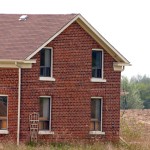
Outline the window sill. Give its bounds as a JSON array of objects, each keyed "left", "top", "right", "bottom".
[
  {"left": 38, "top": 131, "right": 54, "bottom": 135},
  {"left": 90, "top": 78, "right": 106, "bottom": 83},
  {"left": 89, "top": 131, "right": 105, "bottom": 135},
  {"left": 39, "top": 77, "right": 56, "bottom": 81},
  {"left": 0, "top": 130, "right": 9, "bottom": 134}
]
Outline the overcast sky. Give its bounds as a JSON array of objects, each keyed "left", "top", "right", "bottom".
[{"left": 0, "top": 0, "right": 150, "bottom": 78}]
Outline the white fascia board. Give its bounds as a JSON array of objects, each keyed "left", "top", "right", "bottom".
[
  {"left": 0, "top": 59, "right": 36, "bottom": 63},
  {"left": 22, "top": 59, "right": 36, "bottom": 64},
  {"left": 113, "top": 62, "right": 132, "bottom": 66},
  {"left": 113, "top": 62, "right": 132, "bottom": 72},
  {"left": 0, "top": 59, "right": 36, "bottom": 68},
  {"left": 25, "top": 14, "right": 130, "bottom": 65},
  {"left": 0, "top": 63, "right": 32, "bottom": 68},
  {"left": 25, "top": 15, "right": 79, "bottom": 60},
  {"left": 76, "top": 15, "right": 130, "bottom": 64}
]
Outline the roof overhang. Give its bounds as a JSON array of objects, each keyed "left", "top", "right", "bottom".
[
  {"left": 76, "top": 15, "right": 130, "bottom": 64},
  {"left": 25, "top": 15, "right": 80, "bottom": 60},
  {"left": 0, "top": 59, "right": 36, "bottom": 68},
  {"left": 113, "top": 62, "right": 131, "bottom": 72},
  {"left": 25, "top": 14, "right": 131, "bottom": 70},
  {"left": 0, "top": 14, "right": 130, "bottom": 70}
]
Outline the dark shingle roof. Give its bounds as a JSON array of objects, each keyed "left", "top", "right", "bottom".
[{"left": 0, "top": 14, "right": 78, "bottom": 60}]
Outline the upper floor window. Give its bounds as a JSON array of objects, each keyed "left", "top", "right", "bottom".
[
  {"left": 40, "top": 48, "right": 52, "bottom": 77},
  {"left": 92, "top": 50, "right": 103, "bottom": 78},
  {"left": 0, "top": 96, "right": 7, "bottom": 130}
]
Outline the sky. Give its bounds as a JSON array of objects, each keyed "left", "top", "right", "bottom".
[{"left": 0, "top": 0, "right": 150, "bottom": 78}]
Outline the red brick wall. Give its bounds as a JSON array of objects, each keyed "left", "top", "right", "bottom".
[
  {"left": 0, "top": 21, "right": 121, "bottom": 143},
  {"left": 0, "top": 69, "right": 18, "bottom": 141}
]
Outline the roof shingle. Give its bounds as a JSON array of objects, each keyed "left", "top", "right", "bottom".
[{"left": 0, "top": 14, "right": 78, "bottom": 60}]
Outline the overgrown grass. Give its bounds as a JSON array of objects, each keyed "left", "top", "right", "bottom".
[
  {"left": 120, "top": 112, "right": 150, "bottom": 150},
  {"left": 0, "top": 142, "right": 126, "bottom": 150},
  {"left": 0, "top": 110, "right": 150, "bottom": 150}
]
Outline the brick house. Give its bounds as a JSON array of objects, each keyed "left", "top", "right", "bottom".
[{"left": 0, "top": 14, "right": 130, "bottom": 145}]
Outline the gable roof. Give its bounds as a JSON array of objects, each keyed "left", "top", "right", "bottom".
[
  {"left": 0, "top": 14, "right": 78, "bottom": 60},
  {"left": 0, "top": 14, "right": 130, "bottom": 65}
]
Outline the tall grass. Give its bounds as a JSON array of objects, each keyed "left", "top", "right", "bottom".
[
  {"left": 120, "top": 113, "right": 150, "bottom": 150},
  {"left": 0, "top": 110, "right": 150, "bottom": 150},
  {"left": 0, "top": 142, "right": 125, "bottom": 150}
]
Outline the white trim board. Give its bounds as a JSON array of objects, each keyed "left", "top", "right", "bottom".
[
  {"left": 0, "top": 59, "right": 36, "bottom": 68},
  {"left": 26, "top": 15, "right": 79, "bottom": 60},
  {"left": 76, "top": 15, "right": 130, "bottom": 64},
  {"left": 25, "top": 14, "right": 130, "bottom": 66}
]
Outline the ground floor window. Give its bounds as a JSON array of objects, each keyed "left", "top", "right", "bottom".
[
  {"left": 39, "top": 97, "right": 51, "bottom": 130},
  {"left": 0, "top": 96, "right": 7, "bottom": 130},
  {"left": 90, "top": 97, "right": 103, "bottom": 131}
]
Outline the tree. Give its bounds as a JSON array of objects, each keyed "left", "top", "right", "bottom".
[
  {"left": 130, "top": 75, "right": 150, "bottom": 109},
  {"left": 121, "top": 76, "right": 143, "bottom": 109}
]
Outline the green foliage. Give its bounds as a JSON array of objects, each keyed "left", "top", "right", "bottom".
[
  {"left": 143, "top": 100, "right": 150, "bottom": 109},
  {"left": 121, "top": 76, "right": 143, "bottom": 109},
  {"left": 121, "top": 75, "right": 150, "bottom": 109}
]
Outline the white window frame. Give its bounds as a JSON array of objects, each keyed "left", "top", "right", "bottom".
[
  {"left": 91, "top": 49, "right": 106, "bottom": 83},
  {"left": 38, "top": 96, "right": 54, "bottom": 135},
  {"left": 0, "top": 95, "right": 9, "bottom": 134},
  {"left": 89, "top": 97, "right": 105, "bottom": 135},
  {"left": 39, "top": 47, "right": 55, "bottom": 82}
]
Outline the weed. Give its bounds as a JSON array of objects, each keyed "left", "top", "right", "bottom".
[{"left": 0, "top": 110, "right": 150, "bottom": 150}]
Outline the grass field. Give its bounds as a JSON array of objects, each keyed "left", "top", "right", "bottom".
[
  {"left": 0, "top": 109, "right": 150, "bottom": 150},
  {"left": 120, "top": 109, "right": 150, "bottom": 150}
]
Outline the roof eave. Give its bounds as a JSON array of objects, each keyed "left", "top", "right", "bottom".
[
  {"left": 0, "top": 59, "right": 36, "bottom": 68},
  {"left": 76, "top": 15, "right": 130, "bottom": 64},
  {"left": 25, "top": 14, "right": 130, "bottom": 65},
  {"left": 25, "top": 14, "right": 79, "bottom": 60}
]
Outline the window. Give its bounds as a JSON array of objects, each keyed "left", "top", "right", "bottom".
[
  {"left": 0, "top": 96, "right": 7, "bottom": 130},
  {"left": 90, "top": 98, "right": 102, "bottom": 131},
  {"left": 92, "top": 50, "right": 103, "bottom": 78},
  {"left": 40, "top": 48, "right": 51, "bottom": 77},
  {"left": 39, "top": 97, "right": 51, "bottom": 130}
]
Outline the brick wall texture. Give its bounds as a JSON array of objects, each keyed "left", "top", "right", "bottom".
[{"left": 0, "top": 21, "right": 121, "bottom": 143}]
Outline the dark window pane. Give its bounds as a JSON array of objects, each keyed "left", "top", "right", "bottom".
[
  {"left": 96, "top": 100, "right": 101, "bottom": 121},
  {"left": 0, "top": 96, "right": 7, "bottom": 130},
  {"left": 46, "top": 67, "right": 50, "bottom": 76},
  {"left": 91, "top": 100, "right": 96, "bottom": 118},
  {"left": 45, "top": 49, "right": 51, "bottom": 67},
  {"left": 40, "top": 67, "right": 44, "bottom": 76},
  {"left": 39, "top": 98, "right": 50, "bottom": 119},
  {"left": 0, "top": 96, "right": 7, "bottom": 117},
  {"left": 40, "top": 50, "right": 45, "bottom": 66},
  {"left": 40, "top": 67, "right": 50, "bottom": 76},
  {"left": 40, "top": 49, "right": 51, "bottom": 77},
  {"left": 92, "top": 51, "right": 102, "bottom": 78},
  {"left": 39, "top": 98, "right": 50, "bottom": 130},
  {"left": 91, "top": 98, "right": 102, "bottom": 131}
]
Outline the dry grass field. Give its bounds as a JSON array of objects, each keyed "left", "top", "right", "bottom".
[
  {"left": 0, "top": 109, "right": 150, "bottom": 150},
  {"left": 120, "top": 109, "right": 150, "bottom": 149}
]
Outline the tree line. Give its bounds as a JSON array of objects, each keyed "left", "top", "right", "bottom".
[{"left": 121, "top": 75, "right": 150, "bottom": 109}]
